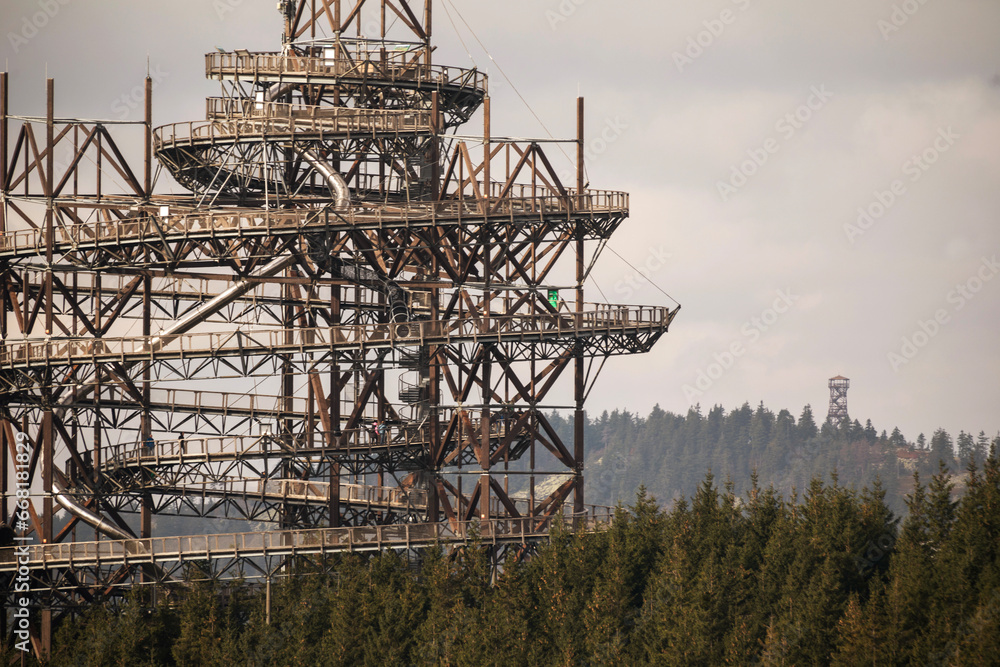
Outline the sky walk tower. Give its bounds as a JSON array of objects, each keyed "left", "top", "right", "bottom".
[{"left": 0, "top": 1, "right": 678, "bottom": 655}]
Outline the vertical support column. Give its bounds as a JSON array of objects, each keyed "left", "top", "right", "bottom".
[
  {"left": 329, "top": 311, "right": 340, "bottom": 528},
  {"left": 0, "top": 420, "right": 5, "bottom": 638},
  {"left": 93, "top": 273, "right": 103, "bottom": 516},
  {"left": 330, "top": 285, "right": 342, "bottom": 431},
  {"left": 479, "top": 354, "right": 491, "bottom": 521},
  {"left": 430, "top": 91, "right": 440, "bottom": 200},
  {"left": 307, "top": 374, "right": 315, "bottom": 450},
  {"left": 141, "top": 270, "right": 152, "bottom": 543},
  {"left": 1, "top": 71, "right": 8, "bottom": 240},
  {"left": 42, "top": 410, "right": 53, "bottom": 550},
  {"left": 283, "top": 0, "right": 294, "bottom": 44},
  {"left": 329, "top": 284, "right": 341, "bottom": 527},
  {"left": 0, "top": 418, "right": 6, "bottom": 526},
  {"left": 280, "top": 269, "right": 295, "bottom": 529},
  {"left": 42, "top": 80, "right": 55, "bottom": 540},
  {"left": 483, "top": 96, "right": 491, "bottom": 206},
  {"left": 0, "top": 72, "right": 8, "bottom": 527},
  {"left": 529, "top": 350, "right": 536, "bottom": 520},
  {"left": 141, "top": 73, "right": 155, "bottom": 547},
  {"left": 144, "top": 76, "right": 152, "bottom": 198},
  {"left": 334, "top": 0, "right": 342, "bottom": 59},
  {"left": 427, "top": 252, "right": 440, "bottom": 523},
  {"left": 574, "top": 97, "right": 585, "bottom": 517},
  {"left": 70, "top": 273, "right": 79, "bottom": 488},
  {"left": 44, "top": 79, "right": 54, "bottom": 339},
  {"left": 424, "top": 0, "right": 433, "bottom": 65},
  {"left": 328, "top": 460, "right": 341, "bottom": 528},
  {"left": 95, "top": 121, "right": 102, "bottom": 203},
  {"left": 265, "top": 576, "right": 272, "bottom": 625},
  {"left": 480, "top": 98, "right": 493, "bottom": 524},
  {"left": 40, "top": 78, "right": 55, "bottom": 661},
  {"left": 282, "top": 269, "right": 296, "bottom": 439}
]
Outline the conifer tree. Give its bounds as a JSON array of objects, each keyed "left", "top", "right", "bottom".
[
  {"left": 411, "top": 548, "right": 461, "bottom": 664},
  {"left": 957, "top": 431, "right": 976, "bottom": 469},
  {"left": 930, "top": 428, "right": 956, "bottom": 470},
  {"left": 831, "top": 590, "right": 888, "bottom": 666}
]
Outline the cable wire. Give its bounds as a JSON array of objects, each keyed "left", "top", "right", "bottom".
[
  {"left": 440, "top": 0, "right": 477, "bottom": 68},
  {"left": 440, "top": 0, "right": 578, "bottom": 171},
  {"left": 605, "top": 244, "right": 681, "bottom": 307}
]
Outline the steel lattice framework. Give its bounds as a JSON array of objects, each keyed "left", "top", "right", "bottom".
[
  {"left": 0, "top": 0, "right": 678, "bottom": 655},
  {"left": 827, "top": 375, "right": 850, "bottom": 424}
]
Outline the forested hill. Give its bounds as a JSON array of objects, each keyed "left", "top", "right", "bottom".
[
  {"left": 35, "top": 456, "right": 1000, "bottom": 665},
  {"left": 549, "top": 403, "right": 998, "bottom": 513}
]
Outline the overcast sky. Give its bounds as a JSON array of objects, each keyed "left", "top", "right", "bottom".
[{"left": 3, "top": 0, "right": 999, "bottom": 442}]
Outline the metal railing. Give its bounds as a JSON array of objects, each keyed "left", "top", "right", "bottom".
[
  {"left": 100, "top": 431, "right": 423, "bottom": 470},
  {"left": 204, "top": 98, "right": 430, "bottom": 125},
  {"left": 0, "top": 305, "right": 672, "bottom": 371},
  {"left": 155, "top": 106, "right": 433, "bottom": 149},
  {"left": 100, "top": 407, "right": 531, "bottom": 470},
  {"left": 134, "top": 477, "right": 431, "bottom": 510},
  {"left": 0, "top": 512, "right": 612, "bottom": 571},
  {"left": 205, "top": 51, "right": 487, "bottom": 95},
  {"left": 0, "top": 189, "right": 628, "bottom": 258}
]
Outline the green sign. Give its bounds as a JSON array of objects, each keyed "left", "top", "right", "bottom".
[{"left": 547, "top": 289, "right": 559, "bottom": 309}]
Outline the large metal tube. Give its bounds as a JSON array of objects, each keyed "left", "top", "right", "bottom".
[
  {"left": 49, "top": 247, "right": 298, "bottom": 542},
  {"left": 328, "top": 258, "right": 410, "bottom": 323},
  {"left": 59, "top": 251, "right": 296, "bottom": 413},
  {"left": 288, "top": 145, "right": 407, "bottom": 320},
  {"left": 290, "top": 145, "right": 350, "bottom": 208},
  {"left": 147, "top": 253, "right": 296, "bottom": 351},
  {"left": 266, "top": 81, "right": 297, "bottom": 103},
  {"left": 52, "top": 481, "right": 133, "bottom": 541}
]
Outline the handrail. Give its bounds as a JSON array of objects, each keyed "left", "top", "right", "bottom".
[
  {"left": 205, "top": 51, "right": 488, "bottom": 95},
  {"left": 106, "top": 473, "right": 615, "bottom": 533},
  {"left": 98, "top": 408, "right": 527, "bottom": 468},
  {"left": 204, "top": 98, "right": 430, "bottom": 124},
  {"left": 0, "top": 305, "right": 675, "bottom": 371},
  {"left": 129, "top": 476, "right": 432, "bottom": 510},
  {"left": 0, "top": 512, "right": 613, "bottom": 572},
  {"left": 155, "top": 107, "right": 433, "bottom": 149},
  {"left": 0, "top": 188, "right": 628, "bottom": 258}
]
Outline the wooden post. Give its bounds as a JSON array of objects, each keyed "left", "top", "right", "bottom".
[
  {"left": 1, "top": 71, "right": 7, "bottom": 239},
  {"left": 42, "top": 80, "right": 55, "bottom": 564},
  {"left": 266, "top": 576, "right": 272, "bottom": 625},
  {"left": 144, "top": 76, "right": 152, "bottom": 198},
  {"left": 431, "top": 91, "right": 440, "bottom": 200},
  {"left": 330, "top": 285, "right": 341, "bottom": 527},
  {"left": 574, "top": 97, "right": 585, "bottom": 517},
  {"left": 141, "top": 267, "right": 153, "bottom": 546},
  {"left": 480, "top": 352, "right": 491, "bottom": 521},
  {"left": 424, "top": 0, "right": 433, "bottom": 65},
  {"left": 0, "top": 73, "right": 7, "bottom": 533},
  {"left": 483, "top": 96, "right": 491, "bottom": 211}
]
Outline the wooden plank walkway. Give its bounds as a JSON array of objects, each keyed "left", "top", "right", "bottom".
[
  {"left": 0, "top": 188, "right": 628, "bottom": 260},
  {"left": 206, "top": 51, "right": 487, "bottom": 95},
  {"left": 0, "top": 514, "right": 610, "bottom": 572},
  {"left": 0, "top": 306, "right": 672, "bottom": 372}
]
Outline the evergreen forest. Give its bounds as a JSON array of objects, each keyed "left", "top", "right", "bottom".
[
  {"left": 6, "top": 448, "right": 998, "bottom": 665},
  {"left": 5, "top": 403, "right": 999, "bottom": 665}
]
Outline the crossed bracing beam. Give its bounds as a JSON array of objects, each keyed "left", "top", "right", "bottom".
[
  {"left": 0, "top": 309, "right": 671, "bottom": 376},
  {"left": 283, "top": 0, "right": 432, "bottom": 46},
  {"left": 0, "top": 3, "right": 677, "bottom": 644}
]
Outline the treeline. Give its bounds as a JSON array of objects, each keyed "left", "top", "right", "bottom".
[
  {"left": 11, "top": 449, "right": 1000, "bottom": 666},
  {"left": 550, "top": 403, "right": 999, "bottom": 513}
]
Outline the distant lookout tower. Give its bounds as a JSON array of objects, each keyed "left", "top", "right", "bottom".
[{"left": 827, "top": 375, "right": 850, "bottom": 424}]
